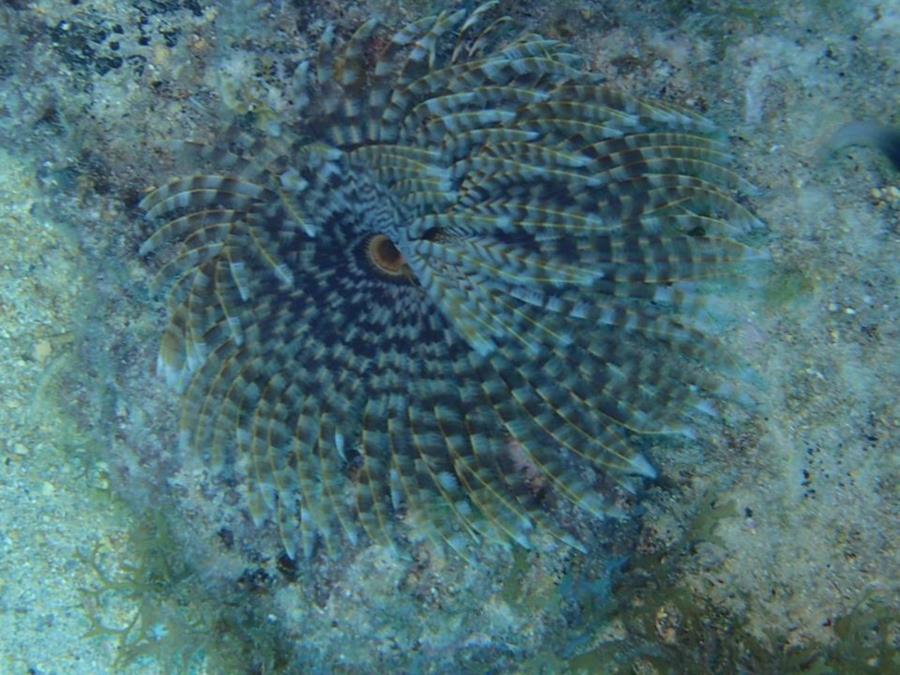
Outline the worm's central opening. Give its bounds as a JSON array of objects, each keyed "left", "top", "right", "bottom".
[{"left": 367, "top": 234, "right": 407, "bottom": 277}]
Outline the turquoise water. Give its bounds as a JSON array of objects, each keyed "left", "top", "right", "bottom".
[{"left": 0, "top": 2, "right": 896, "bottom": 673}]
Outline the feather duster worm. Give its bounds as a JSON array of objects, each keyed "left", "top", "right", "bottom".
[{"left": 140, "top": 3, "right": 765, "bottom": 559}]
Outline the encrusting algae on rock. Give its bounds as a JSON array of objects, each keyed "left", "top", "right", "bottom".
[{"left": 139, "top": 1, "right": 767, "bottom": 562}]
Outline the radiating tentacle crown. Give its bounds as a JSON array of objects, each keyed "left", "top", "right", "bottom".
[{"left": 140, "top": 2, "right": 766, "bottom": 560}]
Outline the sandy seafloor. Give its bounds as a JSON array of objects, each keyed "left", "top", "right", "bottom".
[{"left": 0, "top": 1, "right": 897, "bottom": 673}]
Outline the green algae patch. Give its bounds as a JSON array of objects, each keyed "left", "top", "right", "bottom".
[
  {"left": 813, "top": 596, "right": 900, "bottom": 674},
  {"left": 78, "top": 515, "right": 202, "bottom": 673},
  {"left": 763, "top": 266, "right": 817, "bottom": 309},
  {"left": 544, "top": 494, "right": 898, "bottom": 674},
  {"left": 78, "top": 511, "right": 293, "bottom": 674}
]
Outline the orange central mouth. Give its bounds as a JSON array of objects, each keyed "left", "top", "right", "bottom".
[{"left": 367, "top": 234, "right": 408, "bottom": 277}]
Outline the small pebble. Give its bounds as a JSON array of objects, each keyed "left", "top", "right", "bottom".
[{"left": 34, "top": 339, "right": 52, "bottom": 364}]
